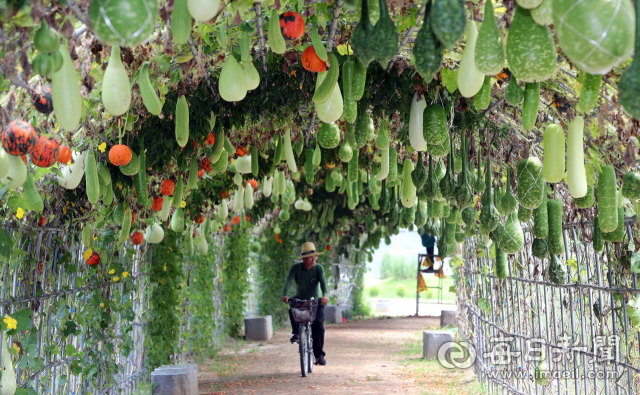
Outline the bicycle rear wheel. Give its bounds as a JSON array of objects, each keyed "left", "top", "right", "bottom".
[
  {"left": 299, "top": 325, "right": 308, "bottom": 377},
  {"left": 307, "top": 328, "right": 314, "bottom": 374}
]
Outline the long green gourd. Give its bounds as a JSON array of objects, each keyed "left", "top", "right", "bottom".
[
  {"left": 500, "top": 167, "right": 517, "bottom": 214},
  {"left": 138, "top": 62, "right": 163, "bottom": 115},
  {"left": 283, "top": 128, "right": 297, "bottom": 173},
  {"left": 172, "top": 0, "right": 192, "bottom": 44},
  {"left": 475, "top": 0, "right": 504, "bottom": 75},
  {"left": 577, "top": 73, "right": 602, "bottom": 113},
  {"left": 533, "top": 189, "right": 548, "bottom": 238},
  {"left": 343, "top": 61, "right": 357, "bottom": 123},
  {"left": 348, "top": 150, "right": 359, "bottom": 182},
  {"left": 566, "top": 116, "right": 587, "bottom": 198},
  {"left": 251, "top": 147, "right": 259, "bottom": 176},
  {"left": 102, "top": 46, "right": 131, "bottom": 116},
  {"left": 187, "top": 155, "right": 198, "bottom": 190},
  {"left": 531, "top": 238, "right": 548, "bottom": 259},
  {"left": 593, "top": 216, "right": 604, "bottom": 252},
  {"left": 597, "top": 165, "right": 618, "bottom": 233},
  {"left": 521, "top": 82, "right": 540, "bottom": 131},
  {"left": 51, "top": 41, "right": 82, "bottom": 131},
  {"left": 133, "top": 139, "right": 148, "bottom": 206},
  {"left": 175, "top": 95, "right": 189, "bottom": 148},
  {"left": 547, "top": 199, "right": 564, "bottom": 255},
  {"left": 401, "top": 159, "right": 416, "bottom": 208},
  {"left": 376, "top": 148, "right": 389, "bottom": 180},
  {"left": 118, "top": 204, "right": 132, "bottom": 244},
  {"left": 269, "top": 9, "right": 286, "bottom": 54},
  {"left": 388, "top": 148, "right": 398, "bottom": 181},
  {"left": 495, "top": 248, "right": 508, "bottom": 279},
  {"left": 423, "top": 104, "right": 447, "bottom": 146},
  {"left": 457, "top": 20, "right": 484, "bottom": 98},
  {"left": 543, "top": 123, "right": 565, "bottom": 183},
  {"left": 85, "top": 150, "right": 100, "bottom": 205}
]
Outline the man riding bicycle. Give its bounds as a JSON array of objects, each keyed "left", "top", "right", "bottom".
[{"left": 281, "top": 242, "right": 329, "bottom": 366}]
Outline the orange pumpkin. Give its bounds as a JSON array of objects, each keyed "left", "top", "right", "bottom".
[
  {"left": 301, "top": 46, "right": 327, "bottom": 72},
  {"left": 30, "top": 135, "right": 60, "bottom": 167},
  {"left": 279, "top": 12, "right": 305, "bottom": 40},
  {"left": 247, "top": 179, "right": 258, "bottom": 189},
  {"left": 86, "top": 251, "right": 101, "bottom": 266},
  {"left": 231, "top": 215, "right": 241, "bottom": 225},
  {"left": 200, "top": 157, "right": 212, "bottom": 172},
  {"left": 245, "top": 214, "right": 250, "bottom": 222},
  {"left": 206, "top": 133, "right": 215, "bottom": 145},
  {"left": 151, "top": 196, "right": 164, "bottom": 211},
  {"left": 38, "top": 217, "right": 46, "bottom": 227},
  {"left": 109, "top": 144, "right": 132, "bottom": 166},
  {"left": 161, "top": 179, "right": 175, "bottom": 196},
  {"left": 197, "top": 169, "right": 204, "bottom": 177},
  {"left": 130, "top": 231, "right": 144, "bottom": 245},
  {"left": 2, "top": 120, "right": 38, "bottom": 156},
  {"left": 194, "top": 213, "right": 205, "bottom": 224},
  {"left": 236, "top": 146, "right": 247, "bottom": 157},
  {"left": 326, "top": 244, "right": 332, "bottom": 251},
  {"left": 58, "top": 145, "right": 72, "bottom": 163}
]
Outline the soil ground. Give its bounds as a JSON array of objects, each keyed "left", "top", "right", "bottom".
[{"left": 197, "top": 316, "right": 485, "bottom": 395}]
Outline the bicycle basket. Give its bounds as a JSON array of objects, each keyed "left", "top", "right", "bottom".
[{"left": 290, "top": 299, "right": 318, "bottom": 323}]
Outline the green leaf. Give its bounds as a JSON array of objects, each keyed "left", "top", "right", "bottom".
[
  {"left": 631, "top": 252, "right": 640, "bottom": 273},
  {"left": 441, "top": 68, "right": 459, "bottom": 93},
  {"left": 0, "top": 229, "right": 12, "bottom": 258},
  {"left": 478, "top": 297, "right": 491, "bottom": 312}
]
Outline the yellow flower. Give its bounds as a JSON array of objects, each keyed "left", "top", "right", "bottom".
[
  {"left": 3, "top": 316, "right": 17, "bottom": 330},
  {"left": 336, "top": 43, "right": 353, "bottom": 56},
  {"left": 108, "top": 269, "right": 115, "bottom": 275},
  {"left": 12, "top": 343, "right": 20, "bottom": 353},
  {"left": 100, "top": 303, "right": 104, "bottom": 308},
  {"left": 180, "top": 200, "right": 186, "bottom": 208},
  {"left": 122, "top": 272, "right": 130, "bottom": 278},
  {"left": 98, "top": 142, "right": 107, "bottom": 153},
  {"left": 113, "top": 276, "right": 120, "bottom": 282},
  {"left": 15, "top": 207, "right": 24, "bottom": 219},
  {"left": 67, "top": 160, "right": 72, "bottom": 166},
  {"left": 83, "top": 248, "right": 93, "bottom": 260},
  {"left": 163, "top": 263, "right": 167, "bottom": 272}
]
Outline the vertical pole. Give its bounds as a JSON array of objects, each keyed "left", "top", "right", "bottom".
[{"left": 416, "top": 254, "right": 420, "bottom": 316}]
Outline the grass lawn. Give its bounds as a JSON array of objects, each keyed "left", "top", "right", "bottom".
[{"left": 365, "top": 276, "right": 457, "bottom": 302}]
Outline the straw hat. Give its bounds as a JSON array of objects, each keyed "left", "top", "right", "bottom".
[{"left": 299, "top": 242, "right": 324, "bottom": 259}]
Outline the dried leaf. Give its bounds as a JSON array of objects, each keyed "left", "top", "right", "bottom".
[
  {"left": 233, "top": 10, "right": 242, "bottom": 25},
  {"left": 623, "top": 143, "right": 636, "bottom": 168}
]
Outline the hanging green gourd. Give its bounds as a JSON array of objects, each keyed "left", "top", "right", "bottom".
[
  {"left": 371, "top": 0, "right": 398, "bottom": 67},
  {"left": 495, "top": 248, "right": 508, "bottom": 279},
  {"left": 423, "top": 104, "right": 448, "bottom": 146},
  {"left": 474, "top": 148, "right": 486, "bottom": 194},
  {"left": 409, "top": 92, "right": 427, "bottom": 151},
  {"left": 439, "top": 135, "right": 457, "bottom": 200},
  {"left": 411, "top": 152, "right": 427, "bottom": 191},
  {"left": 343, "top": 60, "right": 357, "bottom": 123},
  {"left": 500, "top": 167, "right": 517, "bottom": 214},
  {"left": 430, "top": 0, "right": 466, "bottom": 50},
  {"left": 480, "top": 157, "right": 500, "bottom": 232},
  {"left": 138, "top": 62, "right": 163, "bottom": 116},
  {"left": 566, "top": 116, "right": 587, "bottom": 198},
  {"left": 388, "top": 148, "right": 398, "bottom": 181},
  {"left": 457, "top": 20, "right": 484, "bottom": 98},
  {"left": 172, "top": 0, "right": 192, "bottom": 44},
  {"left": 474, "top": 76, "right": 492, "bottom": 110},
  {"left": 518, "top": 206, "right": 532, "bottom": 222},
  {"left": 499, "top": 211, "right": 525, "bottom": 254},
  {"left": 219, "top": 54, "right": 248, "bottom": 102},
  {"left": 531, "top": 238, "right": 549, "bottom": 259},
  {"left": 455, "top": 133, "right": 474, "bottom": 208},
  {"left": 593, "top": 216, "right": 604, "bottom": 252},
  {"left": 601, "top": 207, "right": 624, "bottom": 242},
  {"left": 351, "top": 0, "right": 377, "bottom": 68},
  {"left": 574, "top": 185, "right": 595, "bottom": 208},
  {"left": 51, "top": 42, "right": 82, "bottom": 132},
  {"left": 521, "top": 82, "right": 540, "bottom": 131},
  {"left": 424, "top": 155, "right": 440, "bottom": 200},
  {"left": 533, "top": 188, "right": 549, "bottom": 239},
  {"left": 531, "top": 0, "right": 553, "bottom": 25},
  {"left": 413, "top": 2, "right": 445, "bottom": 82},
  {"left": 505, "top": 75, "right": 525, "bottom": 106},
  {"left": 547, "top": 199, "right": 564, "bottom": 256},
  {"left": 506, "top": 6, "right": 557, "bottom": 83},
  {"left": 402, "top": 159, "right": 416, "bottom": 207},
  {"left": 543, "top": 123, "right": 565, "bottom": 183},
  {"left": 549, "top": 254, "right": 567, "bottom": 285},
  {"left": 175, "top": 95, "right": 189, "bottom": 148},
  {"left": 475, "top": 0, "right": 505, "bottom": 75},
  {"left": 622, "top": 172, "right": 640, "bottom": 201},
  {"left": 517, "top": 156, "right": 544, "bottom": 209},
  {"left": 102, "top": 45, "right": 132, "bottom": 116}
]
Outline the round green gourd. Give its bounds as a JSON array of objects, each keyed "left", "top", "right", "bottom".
[
  {"left": 187, "top": 0, "right": 220, "bottom": 22},
  {"left": 601, "top": 207, "right": 624, "bottom": 242},
  {"left": 593, "top": 216, "right": 604, "bottom": 252},
  {"left": 517, "top": 156, "right": 544, "bottom": 209},
  {"left": 622, "top": 172, "right": 640, "bottom": 201},
  {"left": 505, "top": 75, "right": 525, "bottom": 106},
  {"left": 318, "top": 123, "right": 341, "bottom": 149},
  {"left": 533, "top": 190, "right": 549, "bottom": 239},
  {"left": 547, "top": 199, "right": 564, "bottom": 255},
  {"left": 531, "top": 238, "right": 549, "bottom": 259},
  {"left": 495, "top": 247, "right": 508, "bottom": 279},
  {"left": 423, "top": 104, "right": 447, "bottom": 145},
  {"left": 597, "top": 165, "right": 618, "bottom": 233},
  {"left": 549, "top": 254, "right": 567, "bottom": 284},
  {"left": 574, "top": 185, "right": 595, "bottom": 208},
  {"left": 506, "top": 6, "right": 557, "bottom": 83},
  {"left": 120, "top": 152, "right": 140, "bottom": 176},
  {"left": 553, "top": 0, "right": 634, "bottom": 75},
  {"left": 461, "top": 206, "right": 476, "bottom": 227},
  {"left": 430, "top": 0, "right": 466, "bottom": 50},
  {"left": 426, "top": 132, "right": 450, "bottom": 158},
  {"left": 339, "top": 141, "right": 353, "bottom": 163},
  {"left": 531, "top": 0, "right": 553, "bottom": 25},
  {"left": 518, "top": 206, "right": 532, "bottom": 222},
  {"left": 500, "top": 211, "right": 525, "bottom": 254},
  {"left": 567, "top": 116, "right": 587, "bottom": 198},
  {"left": 219, "top": 54, "right": 247, "bottom": 102},
  {"left": 212, "top": 149, "right": 228, "bottom": 173},
  {"left": 543, "top": 123, "right": 565, "bottom": 183},
  {"left": 457, "top": 20, "right": 484, "bottom": 98},
  {"left": 90, "top": 0, "right": 158, "bottom": 46},
  {"left": 475, "top": 0, "right": 505, "bottom": 75}
]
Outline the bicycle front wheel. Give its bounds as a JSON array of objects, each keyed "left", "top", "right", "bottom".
[
  {"left": 307, "top": 328, "right": 314, "bottom": 373},
  {"left": 299, "top": 325, "right": 308, "bottom": 377}
]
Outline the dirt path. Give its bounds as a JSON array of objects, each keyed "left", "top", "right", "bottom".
[{"left": 197, "top": 316, "right": 478, "bottom": 395}]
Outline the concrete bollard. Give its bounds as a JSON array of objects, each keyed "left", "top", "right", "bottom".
[
  {"left": 151, "top": 368, "right": 190, "bottom": 395},
  {"left": 324, "top": 305, "right": 342, "bottom": 323},
  {"left": 157, "top": 364, "right": 198, "bottom": 395},
  {"left": 244, "top": 315, "right": 273, "bottom": 341},
  {"left": 440, "top": 310, "right": 456, "bottom": 327},
  {"left": 423, "top": 331, "right": 454, "bottom": 359},
  {"left": 376, "top": 299, "right": 391, "bottom": 313}
]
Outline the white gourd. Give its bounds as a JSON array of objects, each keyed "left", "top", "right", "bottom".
[
  {"left": 284, "top": 128, "right": 298, "bottom": 173},
  {"left": 233, "top": 171, "right": 243, "bottom": 186},
  {"left": 409, "top": 92, "right": 427, "bottom": 151},
  {"left": 244, "top": 183, "right": 254, "bottom": 209},
  {"left": 219, "top": 199, "right": 229, "bottom": 219},
  {"left": 0, "top": 155, "right": 26, "bottom": 190},
  {"left": 144, "top": 224, "right": 165, "bottom": 243},
  {"left": 235, "top": 155, "right": 252, "bottom": 174},
  {"left": 160, "top": 196, "right": 172, "bottom": 221},
  {"left": 376, "top": 148, "right": 389, "bottom": 180},
  {"left": 196, "top": 234, "right": 209, "bottom": 255},
  {"left": 187, "top": 0, "right": 220, "bottom": 22},
  {"left": 233, "top": 186, "right": 244, "bottom": 213},
  {"left": 566, "top": 116, "right": 588, "bottom": 198},
  {"left": 102, "top": 46, "right": 131, "bottom": 116},
  {"left": 401, "top": 159, "right": 416, "bottom": 207},
  {"left": 0, "top": 147, "right": 9, "bottom": 179},
  {"left": 0, "top": 332, "right": 16, "bottom": 395},
  {"left": 263, "top": 176, "right": 273, "bottom": 197},
  {"left": 51, "top": 43, "right": 82, "bottom": 131},
  {"left": 457, "top": 20, "right": 485, "bottom": 98},
  {"left": 56, "top": 150, "right": 88, "bottom": 189}
]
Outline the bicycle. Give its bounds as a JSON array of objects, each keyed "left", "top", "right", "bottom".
[{"left": 288, "top": 297, "right": 318, "bottom": 377}]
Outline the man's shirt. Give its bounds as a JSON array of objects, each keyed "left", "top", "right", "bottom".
[{"left": 282, "top": 263, "right": 328, "bottom": 300}]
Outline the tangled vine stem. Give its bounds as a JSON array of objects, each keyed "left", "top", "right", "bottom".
[
  {"left": 305, "top": 110, "right": 316, "bottom": 147},
  {"left": 66, "top": 0, "right": 88, "bottom": 26},
  {"left": 254, "top": 2, "right": 267, "bottom": 72},
  {"left": 386, "top": 1, "right": 428, "bottom": 72},
  {"left": 187, "top": 38, "right": 214, "bottom": 94},
  {"left": 326, "top": 0, "right": 343, "bottom": 52}
]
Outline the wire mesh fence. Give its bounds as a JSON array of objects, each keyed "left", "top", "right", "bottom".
[
  {"left": 457, "top": 219, "right": 640, "bottom": 394},
  {"left": 0, "top": 226, "right": 149, "bottom": 395}
]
